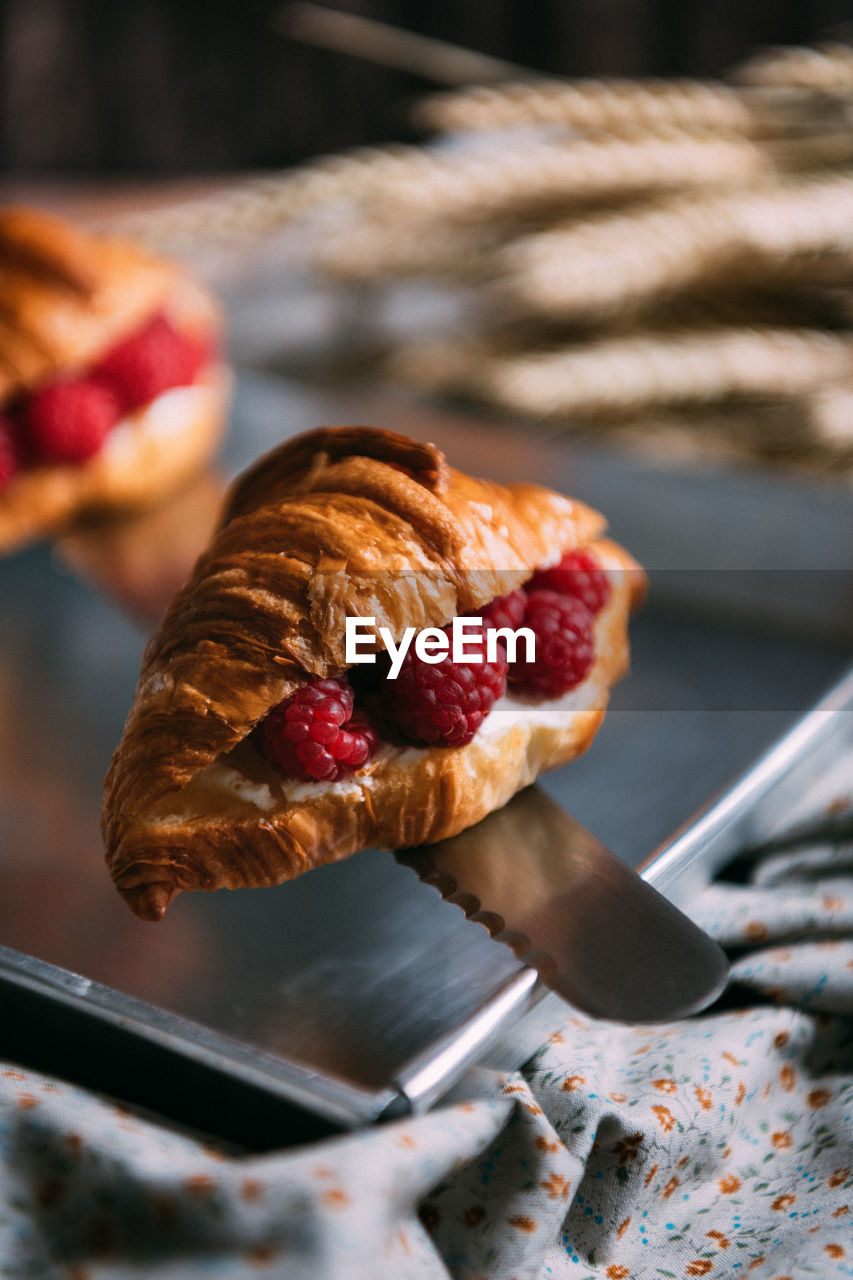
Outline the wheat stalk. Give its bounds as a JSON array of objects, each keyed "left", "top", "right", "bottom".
[
  {"left": 734, "top": 41, "right": 853, "bottom": 91},
  {"left": 417, "top": 76, "right": 759, "bottom": 136},
  {"left": 97, "top": 129, "right": 776, "bottom": 251},
  {"left": 498, "top": 173, "right": 853, "bottom": 320},
  {"left": 392, "top": 326, "right": 853, "bottom": 418},
  {"left": 310, "top": 212, "right": 505, "bottom": 280}
]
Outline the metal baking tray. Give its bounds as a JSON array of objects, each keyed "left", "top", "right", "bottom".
[
  {"left": 0, "top": 373, "right": 850, "bottom": 1147},
  {"left": 644, "top": 663, "right": 853, "bottom": 905}
]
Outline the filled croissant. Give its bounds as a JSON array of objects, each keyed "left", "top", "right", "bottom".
[
  {"left": 103, "top": 426, "right": 645, "bottom": 920},
  {"left": 0, "top": 205, "right": 229, "bottom": 554}
]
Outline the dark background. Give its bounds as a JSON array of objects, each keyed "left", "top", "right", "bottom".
[{"left": 3, "top": 0, "right": 853, "bottom": 175}]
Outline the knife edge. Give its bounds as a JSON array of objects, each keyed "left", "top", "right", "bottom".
[{"left": 396, "top": 787, "right": 730, "bottom": 1024}]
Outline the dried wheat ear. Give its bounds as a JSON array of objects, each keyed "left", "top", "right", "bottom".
[{"left": 90, "top": 40, "right": 853, "bottom": 480}]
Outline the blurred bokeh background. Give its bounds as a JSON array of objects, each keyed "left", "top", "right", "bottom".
[
  {"left": 2, "top": 0, "right": 853, "bottom": 174},
  {"left": 6, "top": 2, "right": 853, "bottom": 483}
]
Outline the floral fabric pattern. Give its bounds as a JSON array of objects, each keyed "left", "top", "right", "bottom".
[{"left": 0, "top": 838, "right": 851, "bottom": 1279}]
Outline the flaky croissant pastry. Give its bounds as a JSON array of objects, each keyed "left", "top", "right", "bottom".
[
  {"left": 0, "top": 205, "right": 229, "bottom": 554},
  {"left": 103, "top": 426, "right": 645, "bottom": 920}
]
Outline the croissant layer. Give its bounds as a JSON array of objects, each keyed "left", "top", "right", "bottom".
[{"left": 103, "top": 427, "right": 643, "bottom": 919}]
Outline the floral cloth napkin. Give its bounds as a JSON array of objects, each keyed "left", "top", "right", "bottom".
[{"left": 1, "top": 837, "right": 851, "bottom": 1280}]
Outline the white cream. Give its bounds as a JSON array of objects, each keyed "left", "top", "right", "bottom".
[
  {"left": 205, "top": 766, "right": 277, "bottom": 812},
  {"left": 161, "top": 562, "right": 625, "bottom": 819},
  {"left": 182, "top": 655, "right": 609, "bottom": 816},
  {"left": 184, "top": 679, "right": 604, "bottom": 817},
  {"left": 99, "top": 375, "right": 223, "bottom": 467},
  {"left": 476, "top": 678, "right": 604, "bottom": 738}
]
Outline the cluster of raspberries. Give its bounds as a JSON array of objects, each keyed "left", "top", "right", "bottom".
[
  {"left": 260, "top": 550, "right": 611, "bottom": 782},
  {"left": 0, "top": 313, "right": 208, "bottom": 488}
]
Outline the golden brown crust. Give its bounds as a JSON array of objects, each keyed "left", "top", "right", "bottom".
[
  {"left": 102, "top": 427, "right": 643, "bottom": 919},
  {"left": 221, "top": 426, "right": 451, "bottom": 524},
  {"left": 0, "top": 206, "right": 227, "bottom": 553},
  {"left": 0, "top": 206, "right": 184, "bottom": 403}
]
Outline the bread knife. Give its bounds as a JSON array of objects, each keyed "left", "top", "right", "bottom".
[{"left": 396, "top": 786, "right": 729, "bottom": 1022}]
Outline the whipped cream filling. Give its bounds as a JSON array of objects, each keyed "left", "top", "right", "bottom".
[
  {"left": 99, "top": 376, "right": 212, "bottom": 463},
  {"left": 166, "top": 676, "right": 607, "bottom": 821},
  {"left": 162, "top": 577, "right": 620, "bottom": 823},
  {"left": 99, "top": 376, "right": 219, "bottom": 465}
]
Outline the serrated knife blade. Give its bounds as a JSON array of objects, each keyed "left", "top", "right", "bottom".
[{"left": 396, "top": 786, "right": 729, "bottom": 1023}]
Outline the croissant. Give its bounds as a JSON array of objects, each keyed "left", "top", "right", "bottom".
[
  {"left": 0, "top": 206, "right": 229, "bottom": 554},
  {"left": 103, "top": 426, "right": 645, "bottom": 920}
]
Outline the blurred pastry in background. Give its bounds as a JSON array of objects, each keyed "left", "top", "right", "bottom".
[{"left": 0, "top": 206, "right": 230, "bottom": 556}]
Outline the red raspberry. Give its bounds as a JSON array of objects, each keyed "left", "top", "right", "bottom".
[
  {"left": 95, "top": 313, "right": 208, "bottom": 412},
  {"left": 23, "top": 378, "right": 121, "bottom": 464},
  {"left": 479, "top": 586, "right": 527, "bottom": 633},
  {"left": 384, "top": 627, "right": 507, "bottom": 747},
  {"left": 509, "top": 589, "right": 594, "bottom": 699},
  {"left": 259, "top": 677, "right": 379, "bottom": 782},
  {"left": 0, "top": 414, "right": 20, "bottom": 488},
  {"left": 527, "top": 549, "right": 611, "bottom": 615}
]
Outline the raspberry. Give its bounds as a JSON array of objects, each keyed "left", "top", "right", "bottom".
[
  {"left": 479, "top": 586, "right": 527, "bottom": 633},
  {"left": 23, "top": 378, "right": 121, "bottom": 464},
  {"left": 509, "top": 589, "right": 594, "bottom": 699},
  {"left": 384, "top": 627, "right": 507, "bottom": 747},
  {"left": 259, "top": 677, "right": 379, "bottom": 782},
  {"left": 527, "top": 549, "right": 611, "bottom": 615},
  {"left": 95, "top": 313, "right": 208, "bottom": 412},
  {"left": 0, "top": 414, "right": 20, "bottom": 488}
]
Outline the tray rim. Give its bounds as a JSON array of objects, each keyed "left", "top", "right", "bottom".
[{"left": 641, "top": 663, "right": 853, "bottom": 904}]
